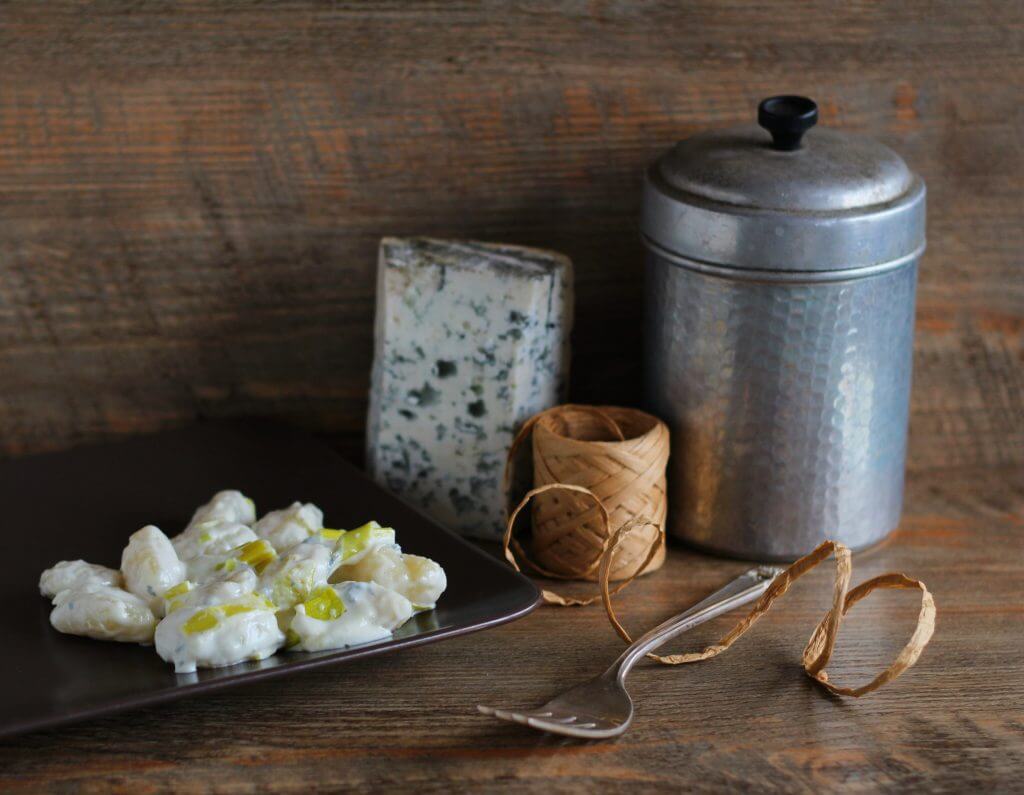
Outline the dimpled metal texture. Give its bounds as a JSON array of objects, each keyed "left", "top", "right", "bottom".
[{"left": 644, "top": 254, "right": 918, "bottom": 561}]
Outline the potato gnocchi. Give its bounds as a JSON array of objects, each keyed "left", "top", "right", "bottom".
[{"left": 39, "top": 490, "right": 447, "bottom": 673}]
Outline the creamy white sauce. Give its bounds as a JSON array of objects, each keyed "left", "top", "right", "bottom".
[
  {"left": 39, "top": 560, "right": 122, "bottom": 600},
  {"left": 154, "top": 570, "right": 283, "bottom": 673},
  {"left": 171, "top": 521, "right": 258, "bottom": 562},
  {"left": 50, "top": 585, "right": 157, "bottom": 643},
  {"left": 180, "top": 538, "right": 273, "bottom": 584},
  {"left": 121, "top": 525, "right": 187, "bottom": 616},
  {"left": 258, "top": 542, "right": 339, "bottom": 609},
  {"left": 343, "top": 545, "right": 447, "bottom": 609},
  {"left": 182, "top": 551, "right": 232, "bottom": 584},
  {"left": 253, "top": 502, "right": 324, "bottom": 553},
  {"left": 186, "top": 490, "right": 256, "bottom": 529},
  {"left": 287, "top": 581, "right": 414, "bottom": 652},
  {"left": 159, "top": 608, "right": 283, "bottom": 674},
  {"left": 329, "top": 522, "right": 397, "bottom": 569}
]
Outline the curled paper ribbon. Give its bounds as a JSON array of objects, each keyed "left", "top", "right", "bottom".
[
  {"left": 503, "top": 404, "right": 668, "bottom": 582},
  {"left": 503, "top": 484, "right": 664, "bottom": 606},
  {"left": 504, "top": 483, "right": 936, "bottom": 697}
]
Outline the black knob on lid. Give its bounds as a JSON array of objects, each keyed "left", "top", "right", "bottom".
[{"left": 758, "top": 95, "right": 818, "bottom": 151}]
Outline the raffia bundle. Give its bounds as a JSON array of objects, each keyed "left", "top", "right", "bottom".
[
  {"left": 503, "top": 405, "right": 669, "bottom": 602},
  {"left": 531, "top": 405, "right": 668, "bottom": 580}
]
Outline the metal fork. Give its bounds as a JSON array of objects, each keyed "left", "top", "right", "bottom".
[{"left": 478, "top": 566, "right": 783, "bottom": 739}]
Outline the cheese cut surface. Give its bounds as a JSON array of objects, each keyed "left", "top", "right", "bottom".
[{"left": 367, "top": 237, "right": 572, "bottom": 539}]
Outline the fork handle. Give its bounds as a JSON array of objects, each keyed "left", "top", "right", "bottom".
[{"left": 610, "top": 566, "right": 783, "bottom": 682}]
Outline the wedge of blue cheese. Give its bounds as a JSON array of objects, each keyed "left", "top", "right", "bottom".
[{"left": 367, "top": 238, "right": 572, "bottom": 540}]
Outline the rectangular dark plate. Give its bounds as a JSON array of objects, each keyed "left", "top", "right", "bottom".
[{"left": 0, "top": 421, "right": 540, "bottom": 738}]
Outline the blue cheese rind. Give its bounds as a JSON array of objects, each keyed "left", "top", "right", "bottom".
[{"left": 367, "top": 237, "right": 572, "bottom": 539}]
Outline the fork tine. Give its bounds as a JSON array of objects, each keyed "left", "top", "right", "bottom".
[
  {"left": 484, "top": 705, "right": 593, "bottom": 733},
  {"left": 484, "top": 707, "right": 616, "bottom": 737},
  {"left": 492, "top": 709, "right": 527, "bottom": 724},
  {"left": 479, "top": 705, "right": 572, "bottom": 722},
  {"left": 525, "top": 716, "right": 558, "bottom": 731},
  {"left": 526, "top": 716, "right": 586, "bottom": 733}
]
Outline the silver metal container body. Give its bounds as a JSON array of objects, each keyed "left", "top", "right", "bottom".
[
  {"left": 645, "top": 253, "right": 918, "bottom": 560},
  {"left": 641, "top": 97, "right": 926, "bottom": 560}
]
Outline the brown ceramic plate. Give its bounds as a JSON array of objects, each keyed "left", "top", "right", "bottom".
[{"left": 0, "top": 422, "right": 540, "bottom": 737}]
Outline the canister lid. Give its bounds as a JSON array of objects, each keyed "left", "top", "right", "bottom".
[{"left": 640, "top": 96, "right": 926, "bottom": 273}]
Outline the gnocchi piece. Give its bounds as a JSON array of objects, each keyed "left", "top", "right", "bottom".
[
  {"left": 160, "top": 580, "right": 196, "bottom": 616},
  {"left": 165, "top": 559, "right": 263, "bottom": 618},
  {"left": 175, "top": 567, "right": 259, "bottom": 608},
  {"left": 286, "top": 581, "right": 413, "bottom": 652},
  {"left": 341, "top": 545, "right": 447, "bottom": 609},
  {"left": 171, "top": 521, "right": 258, "bottom": 562},
  {"left": 330, "top": 521, "right": 396, "bottom": 567},
  {"left": 121, "top": 525, "right": 187, "bottom": 615},
  {"left": 155, "top": 573, "right": 283, "bottom": 674},
  {"left": 186, "top": 490, "right": 256, "bottom": 529},
  {"left": 252, "top": 502, "right": 324, "bottom": 553},
  {"left": 39, "top": 560, "right": 122, "bottom": 600},
  {"left": 50, "top": 585, "right": 157, "bottom": 643},
  {"left": 258, "top": 542, "right": 339, "bottom": 610},
  {"left": 182, "top": 539, "right": 278, "bottom": 585}
]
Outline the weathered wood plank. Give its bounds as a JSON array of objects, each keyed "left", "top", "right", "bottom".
[
  {"left": 0, "top": 464, "right": 1021, "bottom": 790},
  {"left": 0, "top": 1, "right": 1020, "bottom": 469}
]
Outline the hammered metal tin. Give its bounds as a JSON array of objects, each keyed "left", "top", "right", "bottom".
[{"left": 641, "top": 96, "right": 926, "bottom": 560}]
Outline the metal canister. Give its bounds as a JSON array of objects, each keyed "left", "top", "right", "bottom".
[{"left": 640, "top": 96, "right": 926, "bottom": 560}]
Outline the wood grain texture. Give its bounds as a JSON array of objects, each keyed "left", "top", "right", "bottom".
[
  {"left": 0, "top": 3, "right": 1022, "bottom": 789},
  {"left": 0, "top": 1, "right": 1020, "bottom": 470},
  {"left": 1, "top": 464, "right": 1022, "bottom": 792}
]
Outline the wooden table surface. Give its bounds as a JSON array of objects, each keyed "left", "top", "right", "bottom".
[
  {"left": 1, "top": 1, "right": 1021, "bottom": 791},
  {"left": 2, "top": 463, "right": 1021, "bottom": 792}
]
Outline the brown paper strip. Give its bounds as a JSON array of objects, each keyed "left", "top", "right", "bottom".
[
  {"left": 503, "top": 484, "right": 663, "bottom": 606},
  {"left": 596, "top": 524, "right": 936, "bottom": 697}
]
